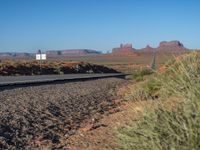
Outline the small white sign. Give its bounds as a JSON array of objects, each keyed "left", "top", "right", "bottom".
[
  {"left": 36, "top": 54, "right": 47, "bottom": 60},
  {"left": 41, "top": 54, "right": 46, "bottom": 60},
  {"left": 36, "top": 54, "right": 41, "bottom": 60}
]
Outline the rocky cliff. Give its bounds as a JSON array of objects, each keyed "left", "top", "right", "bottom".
[
  {"left": 156, "top": 41, "right": 187, "bottom": 53},
  {"left": 112, "top": 43, "right": 136, "bottom": 55},
  {"left": 112, "top": 41, "right": 188, "bottom": 54}
]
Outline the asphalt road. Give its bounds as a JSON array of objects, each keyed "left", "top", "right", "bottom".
[{"left": 0, "top": 73, "right": 126, "bottom": 87}]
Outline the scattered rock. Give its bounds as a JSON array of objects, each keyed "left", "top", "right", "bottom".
[{"left": 0, "top": 78, "right": 126, "bottom": 149}]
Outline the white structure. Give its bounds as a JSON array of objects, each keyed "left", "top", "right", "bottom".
[
  {"left": 36, "top": 50, "right": 47, "bottom": 60},
  {"left": 41, "top": 54, "right": 46, "bottom": 60}
]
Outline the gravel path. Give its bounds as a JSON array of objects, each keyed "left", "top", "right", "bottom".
[{"left": 0, "top": 78, "right": 126, "bottom": 149}]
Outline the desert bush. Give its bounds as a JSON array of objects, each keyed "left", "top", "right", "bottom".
[
  {"left": 117, "top": 100, "right": 200, "bottom": 150},
  {"left": 0, "top": 60, "right": 118, "bottom": 76},
  {"left": 144, "top": 79, "right": 162, "bottom": 94},
  {"left": 132, "top": 68, "right": 153, "bottom": 81},
  {"left": 118, "top": 52, "right": 200, "bottom": 150},
  {"left": 160, "top": 52, "right": 200, "bottom": 99},
  {"left": 124, "top": 87, "right": 150, "bottom": 101},
  {"left": 124, "top": 79, "right": 161, "bottom": 101}
]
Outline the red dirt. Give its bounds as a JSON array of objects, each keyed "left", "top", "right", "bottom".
[{"left": 66, "top": 85, "right": 150, "bottom": 150}]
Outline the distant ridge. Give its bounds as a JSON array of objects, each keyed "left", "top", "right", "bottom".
[
  {"left": 0, "top": 49, "right": 101, "bottom": 59},
  {"left": 0, "top": 52, "right": 34, "bottom": 59},
  {"left": 0, "top": 41, "right": 192, "bottom": 59},
  {"left": 112, "top": 41, "right": 189, "bottom": 54},
  {"left": 46, "top": 49, "right": 101, "bottom": 58}
]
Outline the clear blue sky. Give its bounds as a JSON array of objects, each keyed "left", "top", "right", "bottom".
[{"left": 0, "top": 0, "right": 200, "bottom": 52}]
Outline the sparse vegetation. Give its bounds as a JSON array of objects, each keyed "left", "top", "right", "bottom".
[
  {"left": 0, "top": 60, "right": 118, "bottom": 76},
  {"left": 117, "top": 52, "right": 200, "bottom": 150},
  {"left": 132, "top": 68, "right": 153, "bottom": 82}
]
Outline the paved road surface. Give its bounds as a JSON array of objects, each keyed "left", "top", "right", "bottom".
[{"left": 0, "top": 73, "right": 125, "bottom": 86}]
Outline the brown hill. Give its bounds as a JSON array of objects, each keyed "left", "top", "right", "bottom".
[
  {"left": 0, "top": 41, "right": 191, "bottom": 60},
  {"left": 0, "top": 50, "right": 101, "bottom": 60},
  {"left": 156, "top": 41, "right": 188, "bottom": 53},
  {"left": 111, "top": 43, "right": 137, "bottom": 56},
  {"left": 112, "top": 41, "right": 189, "bottom": 55},
  {"left": 0, "top": 52, "right": 34, "bottom": 59},
  {"left": 137, "top": 45, "right": 155, "bottom": 53}
]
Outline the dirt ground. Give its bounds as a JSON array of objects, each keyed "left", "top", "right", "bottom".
[
  {"left": 0, "top": 78, "right": 126, "bottom": 149},
  {"left": 66, "top": 84, "right": 153, "bottom": 150}
]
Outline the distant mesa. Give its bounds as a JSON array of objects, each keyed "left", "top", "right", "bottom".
[
  {"left": 0, "top": 49, "right": 101, "bottom": 59},
  {"left": 138, "top": 44, "right": 155, "bottom": 53},
  {"left": 120, "top": 43, "right": 133, "bottom": 49},
  {"left": 111, "top": 43, "right": 137, "bottom": 56},
  {"left": 0, "top": 52, "right": 34, "bottom": 59},
  {"left": 159, "top": 41, "right": 184, "bottom": 48},
  {"left": 156, "top": 41, "right": 187, "bottom": 53},
  {"left": 46, "top": 49, "right": 101, "bottom": 57},
  {"left": 112, "top": 40, "right": 188, "bottom": 54},
  {"left": 0, "top": 40, "right": 190, "bottom": 59}
]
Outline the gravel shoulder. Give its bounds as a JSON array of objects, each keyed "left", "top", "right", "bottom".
[{"left": 0, "top": 78, "right": 126, "bottom": 149}]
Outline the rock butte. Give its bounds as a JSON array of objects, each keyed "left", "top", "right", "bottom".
[
  {"left": 111, "top": 43, "right": 137, "bottom": 56},
  {"left": 112, "top": 41, "right": 188, "bottom": 54},
  {"left": 0, "top": 41, "right": 190, "bottom": 59}
]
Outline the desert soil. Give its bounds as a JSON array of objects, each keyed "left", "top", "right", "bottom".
[
  {"left": 0, "top": 78, "right": 127, "bottom": 149},
  {"left": 66, "top": 83, "right": 152, "bottom": 150}
]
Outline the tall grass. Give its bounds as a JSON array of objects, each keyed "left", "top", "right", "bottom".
[
  {"left": 131, "top": 68, "right": 153, "bottom": 82},
  {"left": 117, "top": 52, "right": 200, "bottom": 150}
]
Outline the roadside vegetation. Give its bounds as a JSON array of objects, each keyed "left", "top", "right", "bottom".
[
  {"left": 131, "top": 68, "right": 153, "bottom": 82},
  {"left": 0, "top": 60, "right": 118, "bottom": 76},
  {"left": 117, "top": 52, "right": 200, "bottom": 149}
]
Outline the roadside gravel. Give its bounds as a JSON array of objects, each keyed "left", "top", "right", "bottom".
[{"left": 0, "top": 78, "right": 126, "bottom": 149}]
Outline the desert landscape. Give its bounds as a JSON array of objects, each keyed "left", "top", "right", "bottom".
[
  {"left": 0, "top": 40, "right": 190, "bottom": 75},
  {"left": 0, "top": 41, "right": 199, "bottom": 149},
  {"left": 1, "top": 0, "right": 200, "bottom": 149}
]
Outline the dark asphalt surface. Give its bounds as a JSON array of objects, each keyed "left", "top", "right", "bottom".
[{"left": 0, "top": 73, "right": 125, "bottom": 86}]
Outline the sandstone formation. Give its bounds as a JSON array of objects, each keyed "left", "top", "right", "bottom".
[
  {"left": 156, "top": 41, "right": 187, "bottom": 53},
  {"left": 138, "top": 45, "right": 155, "bottom": 53},
  {"left": 112, "top": 41, "right": 188, "bottom": 54},
  {"left": 111, "top": 43, "right": 136, "bottom": 55},
  {"left": 0, "top": 41, "right": 190, "bottom": 59}
]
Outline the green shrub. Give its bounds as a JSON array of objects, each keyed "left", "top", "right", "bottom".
[
  {"left": 117, "top": 100, "right": 200, "bottom": 150},
  {"left": 157, "top": 52, "right": 200, "bottom": 100},
  {"left": 124, "top": 79, "right": 161, "bottom": 101},
  {"left": 118, "top": 52, "right": 200, "bottom": 149},
  {"left": 132, "top": 68, "right": 153, "bottom": 81},
  {"left": 143, "top": 79, "right": 162, "bottom": 94}
]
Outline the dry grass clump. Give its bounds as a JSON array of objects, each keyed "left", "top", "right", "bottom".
[
  {"left": 117, "top": 52, "right": 200, "bottom": 150},
  {"left": 131, "top": 68, "right": 154, "bottom": 82}
]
